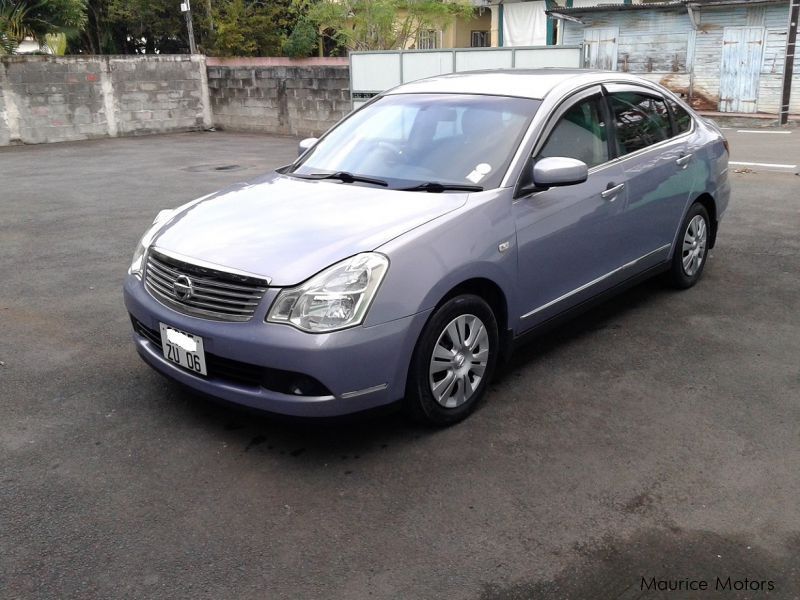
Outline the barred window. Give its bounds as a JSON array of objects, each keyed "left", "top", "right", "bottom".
[
  {"left": 471, "top": 31, "right": 490, "bottom": 47},
  {"left": 417, "top": 30, "right": 441, "bottom": 50}
]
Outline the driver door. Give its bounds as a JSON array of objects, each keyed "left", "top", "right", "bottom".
[{"left": 513, "top": 87, "right": 629, "bottom": 332}]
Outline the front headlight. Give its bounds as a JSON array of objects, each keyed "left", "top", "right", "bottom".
[
  {"left": 128, "top": 209, "right": 175, "bottom": 277},
  {"left": 267, "top": 253, "right": 389, "bottom": 333}
]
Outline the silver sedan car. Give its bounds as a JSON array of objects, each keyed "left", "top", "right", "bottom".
[{"left": 124, "top": 69, "right": 730, "bottom": 426}]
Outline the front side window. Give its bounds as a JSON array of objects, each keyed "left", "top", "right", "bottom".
[
  {"left": 292, "top": 93, "right": 540, "bottom": 190},
  {"left": 610, "top": 92, "right": 671, "bottom": 156},
  {"left": 537, "top": 95, "right": 609, "bottom": 168}
]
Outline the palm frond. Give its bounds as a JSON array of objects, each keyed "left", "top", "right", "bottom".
[{"left": 0, "top": 0, "right": 35, "bottom": 53}]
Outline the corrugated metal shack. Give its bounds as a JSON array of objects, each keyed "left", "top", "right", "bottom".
[{"left": 548, "top": 0, "right": 799, "bottom": 115}]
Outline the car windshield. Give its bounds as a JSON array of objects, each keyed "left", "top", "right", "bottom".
[{"left": 290, "top": 93, "right": 540, "bottom": 191}]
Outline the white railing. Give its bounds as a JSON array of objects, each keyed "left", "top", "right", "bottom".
[{"left": 350, "top": 46, "right": 583, "bottom": 107}]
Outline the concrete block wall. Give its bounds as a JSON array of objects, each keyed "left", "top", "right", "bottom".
[
  {"left": 0, "top": 73, "right": 10, "bottom": 146},
  {"left": 0, "top": 55, "right": 212, "bottom": 145},
  {"left": 206, "top": 57, "right": 351, "bottom": 137}
]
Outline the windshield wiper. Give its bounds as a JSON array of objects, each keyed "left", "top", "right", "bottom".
[
  {"left": 290, "top": 171, "right": 388, "bottom": 187},
  {"left": 399, "top": 182, "right": 484, "bottom": 193}
]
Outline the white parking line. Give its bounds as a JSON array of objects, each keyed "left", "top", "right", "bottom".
[
  {"left": 730, "top": 161, "right": 798, "bottom": 169},
  {"left": 735, "top": 129, "right": 792, "bottom": 134}
]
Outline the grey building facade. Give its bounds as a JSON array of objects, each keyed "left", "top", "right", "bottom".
[{"left": 549, "top": 0, "right": 799, "bottom": 115}]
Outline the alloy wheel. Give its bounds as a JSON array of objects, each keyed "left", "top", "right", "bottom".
[
  {"left": 682, "top": 214, "right": 708, "bottom": 277},
  {"left": 428, "top": 314, "right": 490, "bottom": 408}
]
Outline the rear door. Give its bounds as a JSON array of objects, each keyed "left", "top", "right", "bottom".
[
  {"left": 604, "top": 85, "right": 697, "bottom": 265},
  {"left": 513, "top": 86, "right": 629, "bottom": 331}
]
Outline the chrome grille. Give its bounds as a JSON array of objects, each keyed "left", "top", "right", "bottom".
[{"left": 144, "top": 249, "right": 269, "bottom": 322}]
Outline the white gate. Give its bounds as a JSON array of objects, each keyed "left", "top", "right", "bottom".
[
  {"left": 582, "top": 28, "right": 618, "bottom": 71},
  {"left": 719, "top": 27, "right": 765, "bottom": 113},
  {"left": 349, "top": 46, "right": 583, "bottom": 108}
]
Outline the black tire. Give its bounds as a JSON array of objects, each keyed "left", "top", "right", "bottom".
[
  {"left": 669, "top": 202, "right": 711, "bottom": 289},
  {"left": 404, "top": 294, "right": 499, "bottom": 426}
]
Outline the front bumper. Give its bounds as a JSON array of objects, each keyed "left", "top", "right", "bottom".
[{"left": 123, "top": 275, "right": 431, "bottom": 417}]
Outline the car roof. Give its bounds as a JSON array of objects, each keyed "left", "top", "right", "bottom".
[{"left": 384, "top": 69, "right": 655, "bottom": 101}]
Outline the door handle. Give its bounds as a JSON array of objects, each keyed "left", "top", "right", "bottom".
[
  {"left": 676, "top": 154, "right": 693, "bottom": 167},
  {"left": 601, "top": 183, "right": 625, "bottom": 200}
]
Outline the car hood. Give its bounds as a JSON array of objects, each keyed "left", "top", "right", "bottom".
[{"left": 152, "top": 173, "right": 467, "bottom": 286}]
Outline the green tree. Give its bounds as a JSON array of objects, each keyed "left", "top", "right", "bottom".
[
  {"left": 206, "top": 0, "right": 293, "bottom": 57},
  {"left": 45, "top": 31, "right": 67, "bottom": 53},
  {"left": 107, "top": 0, "right": 188, "bottom": 53},
  {"left": 76, "top": 0, "right": 194, "bottom": 54},
  {"left": 0, "top": 0, "right": 86, "bottom": 54},
  {"left": 78, "top": 0, "right": 115, "bottom": 54},
  {"left": 305, "top": 0, "right": 473, "bottom": 52},
  {"left": 0, "top": 1, "right": 29, "bottom": 53},
  {"left": 282, "top": 17, "right": 316, "bottom": 58},
  {"left": 71, "top": 0, "right": 305, "bottom": 57}
]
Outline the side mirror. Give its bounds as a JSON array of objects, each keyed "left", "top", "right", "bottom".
[
  {"left": 297, "top": 137, "right": 318, "bottom": 157},
  {"left": 519, "top": 157, "right": 589, "bottom": 195},
  {"left": 533, "top": 156, "right": 588, "bottom": 188}
]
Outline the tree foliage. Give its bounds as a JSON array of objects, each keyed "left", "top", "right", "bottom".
[
  {"left": 74, "top": 0, "right": 299, "bottom": 56},
  {"left": 0, "top": 0, "right": 86, "bottom": 54},
  {"left": 206, "top": 0, "right": 293, "bottom": 57},
  {"left": 282, "top": 17, "right": 316, "bottom": 58},
  {"left": 45, "top": 31, "right": 67, "bottom": 53},
  {"left": 305, "top": 0, "right": 473, "bottom": 51},
  {"left": 109, "top": 0, "right": 187, "bottom": 53},
  {"left": 79, "top": 0, "right": 186, "bottom": 54},
  {"left": 3, "top": 0, "right": 475, "bottom": 57},
  {"left": 0, "top": 1, "right": 29, "bottom": 53}
]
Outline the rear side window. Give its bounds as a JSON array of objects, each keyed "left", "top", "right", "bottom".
[
  {"left": 538, "top": 95, "right": 609, "bottom": 168},
  {"left": 667, "top": 98, "right": 692, "bottom": 134},
  {"left": 609, "top": 92, "right": 671, "bottom": 156}
]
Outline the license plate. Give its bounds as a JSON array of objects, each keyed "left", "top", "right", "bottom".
[{"left": 159, "top": 323, "right": 207, "bottom": 376}]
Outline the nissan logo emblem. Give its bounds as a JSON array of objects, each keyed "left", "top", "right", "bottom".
[{"left": 173, "top": 275, "right": 194, "bottom": 301}]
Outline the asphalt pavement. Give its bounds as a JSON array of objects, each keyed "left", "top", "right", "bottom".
[
  {"left": 720, "top": 128, "right": 800, "bottom": 173},
  {"left": 1, "top": 130, "right": 799, "bottom": 599}
]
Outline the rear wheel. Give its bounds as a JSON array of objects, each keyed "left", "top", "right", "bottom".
[
  {"left": 405, "top": 294, "right": 498, "bottom": 426},
  {"left": 669, "top": 203, "right": 710, "bottom": 289}
]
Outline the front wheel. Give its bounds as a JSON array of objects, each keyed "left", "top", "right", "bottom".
[
  {"left": 405, "top": 294, "right": 498, "bottom": 426},
  {"left": 669, "top": 203, "right": 710, "bottom": 289}
]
